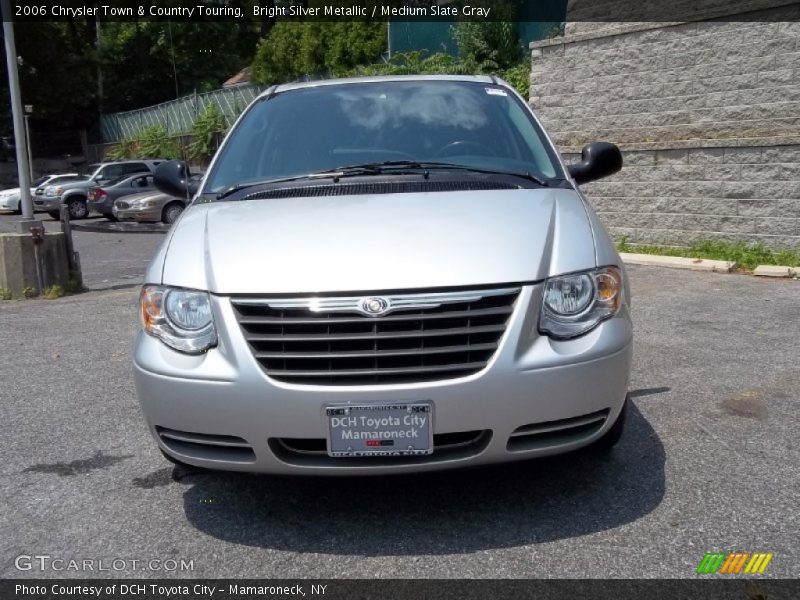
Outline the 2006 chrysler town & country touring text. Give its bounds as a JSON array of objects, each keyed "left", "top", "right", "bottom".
[{"left": 134, "top": 75, "right": 632, "bottom": 474}]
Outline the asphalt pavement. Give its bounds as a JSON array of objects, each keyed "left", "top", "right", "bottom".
[{"left": 1, "top": 254, "right": 798, "bottom": 578}]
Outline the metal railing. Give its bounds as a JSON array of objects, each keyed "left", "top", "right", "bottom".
[{"left": 100, "top": 84, "right": 268, "bottom": 143}]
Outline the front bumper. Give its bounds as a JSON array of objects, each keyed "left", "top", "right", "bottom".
[
  {"left": 0, "top": 195, "right": 19, "bottom": 211},
  {"left": 33, "top": 196, "right": 60, "bottom": 211},
  {"left": 134, "top": 284, "right": 633, "bottom": 475},
  {"left": 114, "top": 205, "right": 160, "bottom": 222}
]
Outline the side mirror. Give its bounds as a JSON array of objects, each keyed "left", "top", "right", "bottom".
[
  {"left": 154, "top": 160, "right": 199, "bottom": 199},
  {"left": 567, "top": 142, "right": 623, "bottom": 185}
]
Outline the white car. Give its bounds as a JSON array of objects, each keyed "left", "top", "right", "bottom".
[{"left": 0, "top": 174, "right": 80, "bottom": 214}]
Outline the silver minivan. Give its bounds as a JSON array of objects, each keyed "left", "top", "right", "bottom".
[{"left": 134, "top": 75, "right": 632, "bottom": 475}]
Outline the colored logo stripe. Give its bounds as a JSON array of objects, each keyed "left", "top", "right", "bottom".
[
  {"left": 697, "top": 553, "right": 726, "bottom": 574},
  {"left": 744, "top": 553, "right": 774, "bottom": 574},
  {"left": 697, "top": 552, "right": 773, "bottom": 574},
  {"left": 719, "top": 552, "right": 749, "bottom": 574}
]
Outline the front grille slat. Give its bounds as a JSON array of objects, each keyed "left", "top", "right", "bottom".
[
  {"left": 244, "top": 323, "right": 507, "bottom": 343},
  {"left": 254, "top": 341, "right": 498, "bottom": 360},
  {"left": 267, "top": 361, "right": 489, "bottom": 379},
  {"left": 231, "top": 287, "right": 519, "bottom": 386},
  {"left": 237, "top": 305, "right": 512, "bottom": 325}
]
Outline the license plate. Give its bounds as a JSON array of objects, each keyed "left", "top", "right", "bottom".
[{"left": 326, "top": 403, "right": 433, "bottom": 457}]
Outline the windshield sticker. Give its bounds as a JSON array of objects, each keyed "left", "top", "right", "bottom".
[{"left": 485, "top": 88, "right": 508, "bottom": 96}]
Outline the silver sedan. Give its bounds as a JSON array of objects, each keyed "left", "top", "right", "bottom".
[
  {"left": 113, "top": 191, "right": 187, "bottom": 224},
  {"left": 134, "top": 76, "right": 632, "bottom": 475}
]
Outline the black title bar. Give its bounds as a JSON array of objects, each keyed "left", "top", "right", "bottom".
[
  {"left": 4, "top": 0, "right": 800, "bottom": 22},
  {"left": 4, "top": 579, "right": 800, "bottom": 600}
]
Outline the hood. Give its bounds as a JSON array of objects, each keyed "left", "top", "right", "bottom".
[
  {"left": 156, "top": 188, "right": 597, "bottom": 294},
  {"left": 56, "top": 180, "right": 91, "bottom": 191}
]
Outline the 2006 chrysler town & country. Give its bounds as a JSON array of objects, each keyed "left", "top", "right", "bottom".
[{"left": 134, "top": 75, "right": 632, "bottom": 474}]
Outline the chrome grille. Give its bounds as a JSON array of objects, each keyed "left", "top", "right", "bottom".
[{"left": 231, "top": 287, "right": 519, "bottom": 385}]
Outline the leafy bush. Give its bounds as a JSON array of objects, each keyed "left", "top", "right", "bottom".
[
  {"left": 0, "top": 288, "right": 12, "bottom": 300},
  {"left": 451, "top": 20, "right": 523, "bottom": 71},
  {"left": 138, "top": 126, "right": 180, "bottom": 160},
  {"left": 188, "top": 102, "right": 227, "bottom": 163},
  {"left": 106, "top": 138, "right": 139, "bottom": 160},
  {"left": 498, "top": 62, "right": 530, "bottom": 99}
]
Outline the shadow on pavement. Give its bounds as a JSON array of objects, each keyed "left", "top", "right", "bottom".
[{"left": 176, "top": 401, "right": 665, "bottom": 556}]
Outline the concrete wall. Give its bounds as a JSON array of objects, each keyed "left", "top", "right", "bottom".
[
  {"left": 0, "top": 233, "right": 70, "bottom": 297},
  {"left": 530, "top": 4, "right": 800, "bottom": 248},
  {"left": 562, "top": 145, "right": 800, "bottom": 248}
]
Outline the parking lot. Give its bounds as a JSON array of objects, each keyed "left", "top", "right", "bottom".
[
  {"left": 0, "top": 213, "right": 163, "bottom": 290},
  {"left": 0, "top": 229, "right": 798, "bottom": 578}
]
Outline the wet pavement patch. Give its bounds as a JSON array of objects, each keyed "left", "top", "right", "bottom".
[
  {"left": 23, "top": 450, "right": 133, "bottom": 476},
  {"left": 719, "top": 390, "right": 767, "bottom": 420}
]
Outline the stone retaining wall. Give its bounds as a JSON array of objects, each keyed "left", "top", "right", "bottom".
[{"left": 530, "top": 4, "right": 800, "bottom": 248}]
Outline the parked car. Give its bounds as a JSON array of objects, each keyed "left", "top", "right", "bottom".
[
  {"left": 113, "top": 174, "right": 202, "bottom": 224},
  {"left": 34, "top": 159, "right": 165, "bottom": 220},
  {"left": 135, "top": 76, "right": 630, "bottom": 475},
  {"left": 0, "top": 136, "right": 15, "bottom": 162},
  {"left": 87, "top": 173, "right": 156, "bottom": 219},
  {"left": 0, "top": 173, "right": 81, "bottom": 214}
]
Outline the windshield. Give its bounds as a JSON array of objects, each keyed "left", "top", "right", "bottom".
[
  {"left": 205, "top": 80, "right": 563, "bottom": 193},
  {"left": 32, "top": 176, "right": 49, "bottom": 187},
  {"left": 81, "top": 164, "right": 101, "bottom": 177}
]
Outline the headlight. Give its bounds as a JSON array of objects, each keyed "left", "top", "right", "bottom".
[
  {"left": 140, "top": 285, "right": 217, "bottom": 353},
  {"left": 539, "top": 266, "right": 623, "bottom": 339}
]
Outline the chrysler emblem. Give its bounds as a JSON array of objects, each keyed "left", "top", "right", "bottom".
[{"left": 360, "top": 296, "right": 391, "bottom": 316}]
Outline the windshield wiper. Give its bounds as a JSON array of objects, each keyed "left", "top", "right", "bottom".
[
  {"left": 319, "top": 161, "right": 553, "bottom": 186},
  {"left": 215, "top": 161, "right": 552, "bottom": 200},
  {"left": 215, "top": 171, "right": 343, "bottom": 200}
]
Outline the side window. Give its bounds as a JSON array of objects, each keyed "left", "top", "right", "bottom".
[
  {"left": 100, "top": 165, "right": 122, "bottom": 180},
  {"left": 123, "top": 163, "right": 149, "bottom": 175}
]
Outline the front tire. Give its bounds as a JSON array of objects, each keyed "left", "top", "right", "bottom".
[
  {"left": 67, "top": 197, "right": 88, "bottom": 219},
  {"left": 48, "top": 210, "right": 61, "bottom": 220},
  {"left": 162, "top": 201, "right": 184, "bottom": 224}
]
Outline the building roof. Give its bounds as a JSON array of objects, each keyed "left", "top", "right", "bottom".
[{"left": 223, "top": 67, "right": 252, "bottom": 88}]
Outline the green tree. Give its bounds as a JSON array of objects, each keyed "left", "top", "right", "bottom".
[
  {"left": 251, "top": 19, "right": 386, "bottom": 84},
  {"left": 98, "top": 20, "right": 260, "bottom": 112}
]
